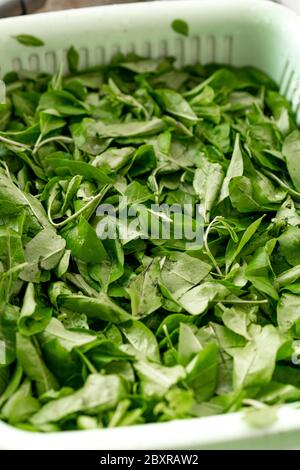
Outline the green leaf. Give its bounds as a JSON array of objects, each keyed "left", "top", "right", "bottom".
[
  {"left": 45, "top": 157, "right": 112, "bottom": 184},
  {"left": 171, "top": 19, "right": 189, "bottom": 37},
  {"left": 277, "top": 293, "right": 300, "bottom": 335},
  {"left": 39, "top": 90, "right": 88, "bottom": 116},
  {"left": 278, "top": 227, "right": 300, "bottom": 266},
  {"left": 256, "top": 381, "right": 300, "bottom": 405},
  {"left": 283, "top": 130, "right": 300, "bottom": 192},
  {"left": 18, "top": 283, "right": 52, "bottom": 336},
  {"left": 71, "top": 117, "right": 165, "bottom": 141},
  {"left": 12, "top": 397, "right": 41, "bottom": 424},
  {"left": 222, "top": 306, "right": 253, "bottom": 340},
  {"left": 0, "top": 305, "right": 18, "bottom": 365},
  {"left": 129, "top": 258, "right": 162, "bottom": 318},
  {"left": 232, "top": 325, "right": 281, "bottom": 389},
  {"left": 78, "top": 338, "right": 131, "bottom": 369},
  {"left": 40, "top": 318, "right": 95, "bottom": 352},
  {"left": 178, "top": 323, "right": 202, "bottom": 366},
  {"left": 121, "top": 57, "right": 172, "bottom": 74},
  {"left": 1, "top": 380, "right": 32, "bottom": 420},
  {"left": 134, "top": 361, "right": 186, "bottom": 397},
  {"left": 31, "top": 374, "right": 126, "bottom": 424},
  {"left": 16, "top": 333, "right": 59, "bottom": 396},
  {"left": 39, "top": 110, "right": 65, "bottom": 137},
  {"left": 186, "top": 343, "right": 219, "bottom": 403},
  {"left": 218, "top": 133, "right": 244, "bottom": 203},
  {"left": 58, "top": 292, "right": 131, "bottom": 324},
  {"left": 63, "top": 216, "right": 107, "bottom": 264},
  {"left": 38, "top": 318, "right": 95, "bottom": 382},
  {"left": 121, "top": 320, "right": 160, "bottom": 362},
  {"left": 89, "top": 237, "right": 124, "bottom": 290},
  {"left": 0, "top": 363, "right": 23, "bottom": 408},
  {"left": 0, "top": 170, "right": 49, "bottom": 228},
  {"left": 14, "top": 34, "right": 44, "bottom": 47},
  {"left": 225, "top": 216, "right": 264, "bottom": 272},
  {"left": 179, "top": 282, "right": 229, "bottom": 315},
  {"left": 67, "top": 46, "right": 79, "bottom": 73},
  {"left": 160, "top": 252, "right": 211, "bottom": 300},
  {"left": 245, "top": 246, "right": 278, "bottom": 300},
  {"left": 0, "top": 367, "right": 9, "bottom": 395},
  {"left": 229, "top": 176, "right": 267, "bottom": 213},
  {"left": 193, "top": 158, "right": 224, "bottom": 222},
  {"left": 156, "top": 89, "right": 197, "bottom": 122},
  {"left": 20, "top": 227, "right": 66, "bottom": 283},
  {"left": 92, "top": 146, "right": 135, "bottom": 172}
]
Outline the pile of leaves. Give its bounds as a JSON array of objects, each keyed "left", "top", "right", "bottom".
[{"left": 1, "top": 43, "right": 300, "bottom": 432}]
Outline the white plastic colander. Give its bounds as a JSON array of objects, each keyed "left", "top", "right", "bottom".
[{"left": 1, "top": 0, "right": 300, "bottom": 450}]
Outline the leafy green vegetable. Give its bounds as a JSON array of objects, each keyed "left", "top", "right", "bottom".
[{"left": 1, "top": 43, "right": 300, "bottom": 433}]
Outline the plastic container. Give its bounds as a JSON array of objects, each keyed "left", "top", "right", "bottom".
[{"left": 1, "top": 0, "right": 300, "bottom": 450}]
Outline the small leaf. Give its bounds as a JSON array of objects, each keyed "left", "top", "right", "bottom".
[
  {"left": 171, "top": 19, "right": 189, "bottom": 37},
  {"left": 67, "top": 46, "right": 79, "bottom": 73},
  {"left": 14, "top": 34, "right": 44, "bottom": 47}
]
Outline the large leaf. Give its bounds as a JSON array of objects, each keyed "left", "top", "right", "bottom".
[
  {"left": 232, "top": 326, "right": 281, "bottom": 389},
  {"left": 160, "top": 252, "right": 211, "bottom": 300},
  {"left": 31, "top": 374, "right": 126, "bottom": 424}
]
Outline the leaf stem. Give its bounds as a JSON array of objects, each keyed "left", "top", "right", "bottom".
[
  {"left": 262, "top": 168, "right": 300, "bottom": 201},
  {"left": 242, "top": 398, "right": 267, "bottom": 409},
  {"left": 0, "top": 135, "right": 31, "bottom": 151},
  {"left": 213, "top": 299, "right": 268, "bottom": 305},
  {"left": 203, "top": 216, "right": 223, "bottom": 276},
  {"left": 75, "top": 349, "right": 97, "bottom": 374},
  {"left": 48, "top": 184, "right": 111, "bottom": 228},
  {"left": 33, "top": 135, "right": 73, "bottom": 155}
]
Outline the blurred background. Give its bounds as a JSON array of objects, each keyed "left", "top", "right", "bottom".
[
  {"left": 39, "top": 0, "right": 300, "bottom": 14},
  {"left": 39, "top": 0, "right": 140, "bottom": 11},
  {"left": 0, "top": 0, "right": 299, "bottom": 17},
  {"left": 38, "top": 0, "right": 300, "bottom": 14}
]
